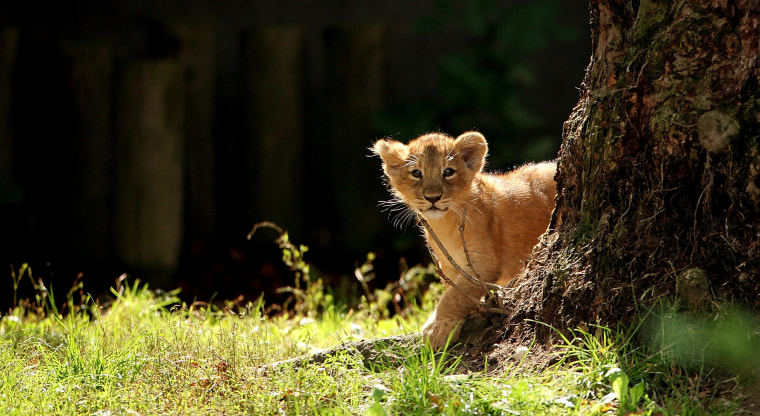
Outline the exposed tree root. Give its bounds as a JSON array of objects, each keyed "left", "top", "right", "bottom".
[
  {"left": 261, "top": 312, "right": 509, "bottom": 372},
  {"left": 263, "top": 334, "right": 422, "bottom": 371}
]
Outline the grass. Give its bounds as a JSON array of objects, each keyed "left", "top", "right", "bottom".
[
  {"left": 0, "top": 281, "right": 585, "bottom": 415},
  {"left": 0, "top": 235, "right": 752, "bottom": 415}
]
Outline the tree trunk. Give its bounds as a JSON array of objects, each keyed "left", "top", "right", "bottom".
[{"left": 506, "top": 0, "right": 760, "bottom": 343}]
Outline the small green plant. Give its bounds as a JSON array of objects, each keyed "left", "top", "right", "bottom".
[
  {"left": 606, "top": 367, "right": 646, "bottom": 414},
  {"left": 8, "top": 263, "right": 91, "bottom": 319},
  {"left": 355, "top": 254, "right": 440, "bottom": 321},
  {"left": 9, "top": 263, "right": 30, "bottom": 308},
  {"left": 546, "top": 323, "right": 661, "bottom": 414},
  {"left": 248, "top": 221, "right": 336, "bottom": 317}
]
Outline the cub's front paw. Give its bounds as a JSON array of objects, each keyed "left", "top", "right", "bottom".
[{"left": 421, "top": 311, "right": 463, "bottom": 350}]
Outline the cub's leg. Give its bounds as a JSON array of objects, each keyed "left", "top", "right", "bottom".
[{"left": 421, "top": 279, "right": 480, "bottom": 350}]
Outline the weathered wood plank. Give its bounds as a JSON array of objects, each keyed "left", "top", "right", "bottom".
[
  {"left": 0, "top": 26, "right": 18, "bottom": 179},
  {"left": 242, "top": 26, "right": 305, "bottom": 234},
  {"left": 324, "top": 25, "right": 386, "bottom": 249},
  {"left": 114, "top": 60, "right": 185, "bottom": 283},
  {"left": 60, "top": 40, "right": 115, "bottom": 265},
  {"left": 168, "top": 20, "right": 217, "bottom": 242}
]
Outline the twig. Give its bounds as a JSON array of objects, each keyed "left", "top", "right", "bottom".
[
  {"left": 458, "top": 208, "right": 502, "bottom": 295},
  {"left": 424, "top": 241, "right": 485, "bottom": 308},
  {"left": 417, "top": 213, "right": 506, "bottom": 313},
  {"left": 246, "top": 221, "right": 285, "bottom": 240},
  {"left": 419, "top": 213, "right": 503, "bottom": 293}
]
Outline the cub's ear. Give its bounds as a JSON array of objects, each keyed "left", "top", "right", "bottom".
[
  {"left": 453, "top": 132, "right": 488, "bottom": 172},
  {"left": 372, "top": 139, "right": 409, "bottom": 172}
]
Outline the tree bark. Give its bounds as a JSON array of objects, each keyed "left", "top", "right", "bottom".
[{"left": 506, "top": 0, "right": 760, "bottom": 343}]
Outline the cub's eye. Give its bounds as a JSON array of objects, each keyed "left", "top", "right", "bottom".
[
  {"left": 411, "top": 169, "right": 422, "bottom": 178},
  {"left": 443, "top": 168, "right": 456, "bottom": 178}
]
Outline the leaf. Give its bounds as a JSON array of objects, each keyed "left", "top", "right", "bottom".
[
  {"left": 371, "top": 384, "right": 389, "bottom": 402},
  {"left": 366, "top": 403, "right": 387, "bottom": 416},
  {"left": 629, "top": 383, "right": 645, "bottom": 409},
  {"left": 612, "top": 373, "right": 629, "bottom": 403},
  {"left": 605, "top": 367, "right": 629, "bottom": 403}
]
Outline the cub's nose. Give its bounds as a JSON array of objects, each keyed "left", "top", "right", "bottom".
[{"left": 424, "top": 194, "right": 442, "bottom": 204}]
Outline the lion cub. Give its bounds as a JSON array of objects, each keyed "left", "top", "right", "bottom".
[{"left": 373, "top": 131, "right": 556, "bottom": 349}]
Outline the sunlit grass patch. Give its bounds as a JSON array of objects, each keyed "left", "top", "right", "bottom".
[
  {"left": 1, "top": 277, "right": 750, "bottom": 415},
  {"left": 1, "top": 232, "right": 753, "bottom": 415},
  {"left": 1, "top": 267, "right": 429, "bottom": 415}
]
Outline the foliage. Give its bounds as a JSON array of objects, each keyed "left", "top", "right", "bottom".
[
  {"left": 375, "top": 0, "right": 579, "bottom": 166},
  {"left": 250, "top": 221, "right": 439, "bottom": 323},
  {"left": 643, "top": 303, "right": 760, "bottom": 377}
]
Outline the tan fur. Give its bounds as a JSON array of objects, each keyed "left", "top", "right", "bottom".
[{"left": 373, "top": 132, "right": 556, "bottom": 349}]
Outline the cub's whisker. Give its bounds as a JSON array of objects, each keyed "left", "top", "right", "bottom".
[{"left": 379, "top": 199, "right": 418, "bottom": 229}]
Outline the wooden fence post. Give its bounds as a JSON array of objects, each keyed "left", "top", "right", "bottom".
[
  {"left": 114, "top": 60, "right": 185, "bottom": 283},
  {"left": 324, "top": 24, "right": 386, "bottom": 250},
  {"left": 0, "top": 26, "right": 18, "bottom": 179},
  {"left": 167, "top": 20, "right": 217, "bottom": 242},
  {"left": 59, "top": 40, "right": 115, "bottom": 265},
  {"left": 242, "top": 26, "right": 305, "bottom": 234}
]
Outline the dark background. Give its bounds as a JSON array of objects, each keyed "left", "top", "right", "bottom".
[{"left": 0, "top": 0, "right": 589, "bottom": 309}]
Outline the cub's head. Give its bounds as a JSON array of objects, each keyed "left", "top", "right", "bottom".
[{"left": 372, "top": 131, "right": 488, "bottom": 221}]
